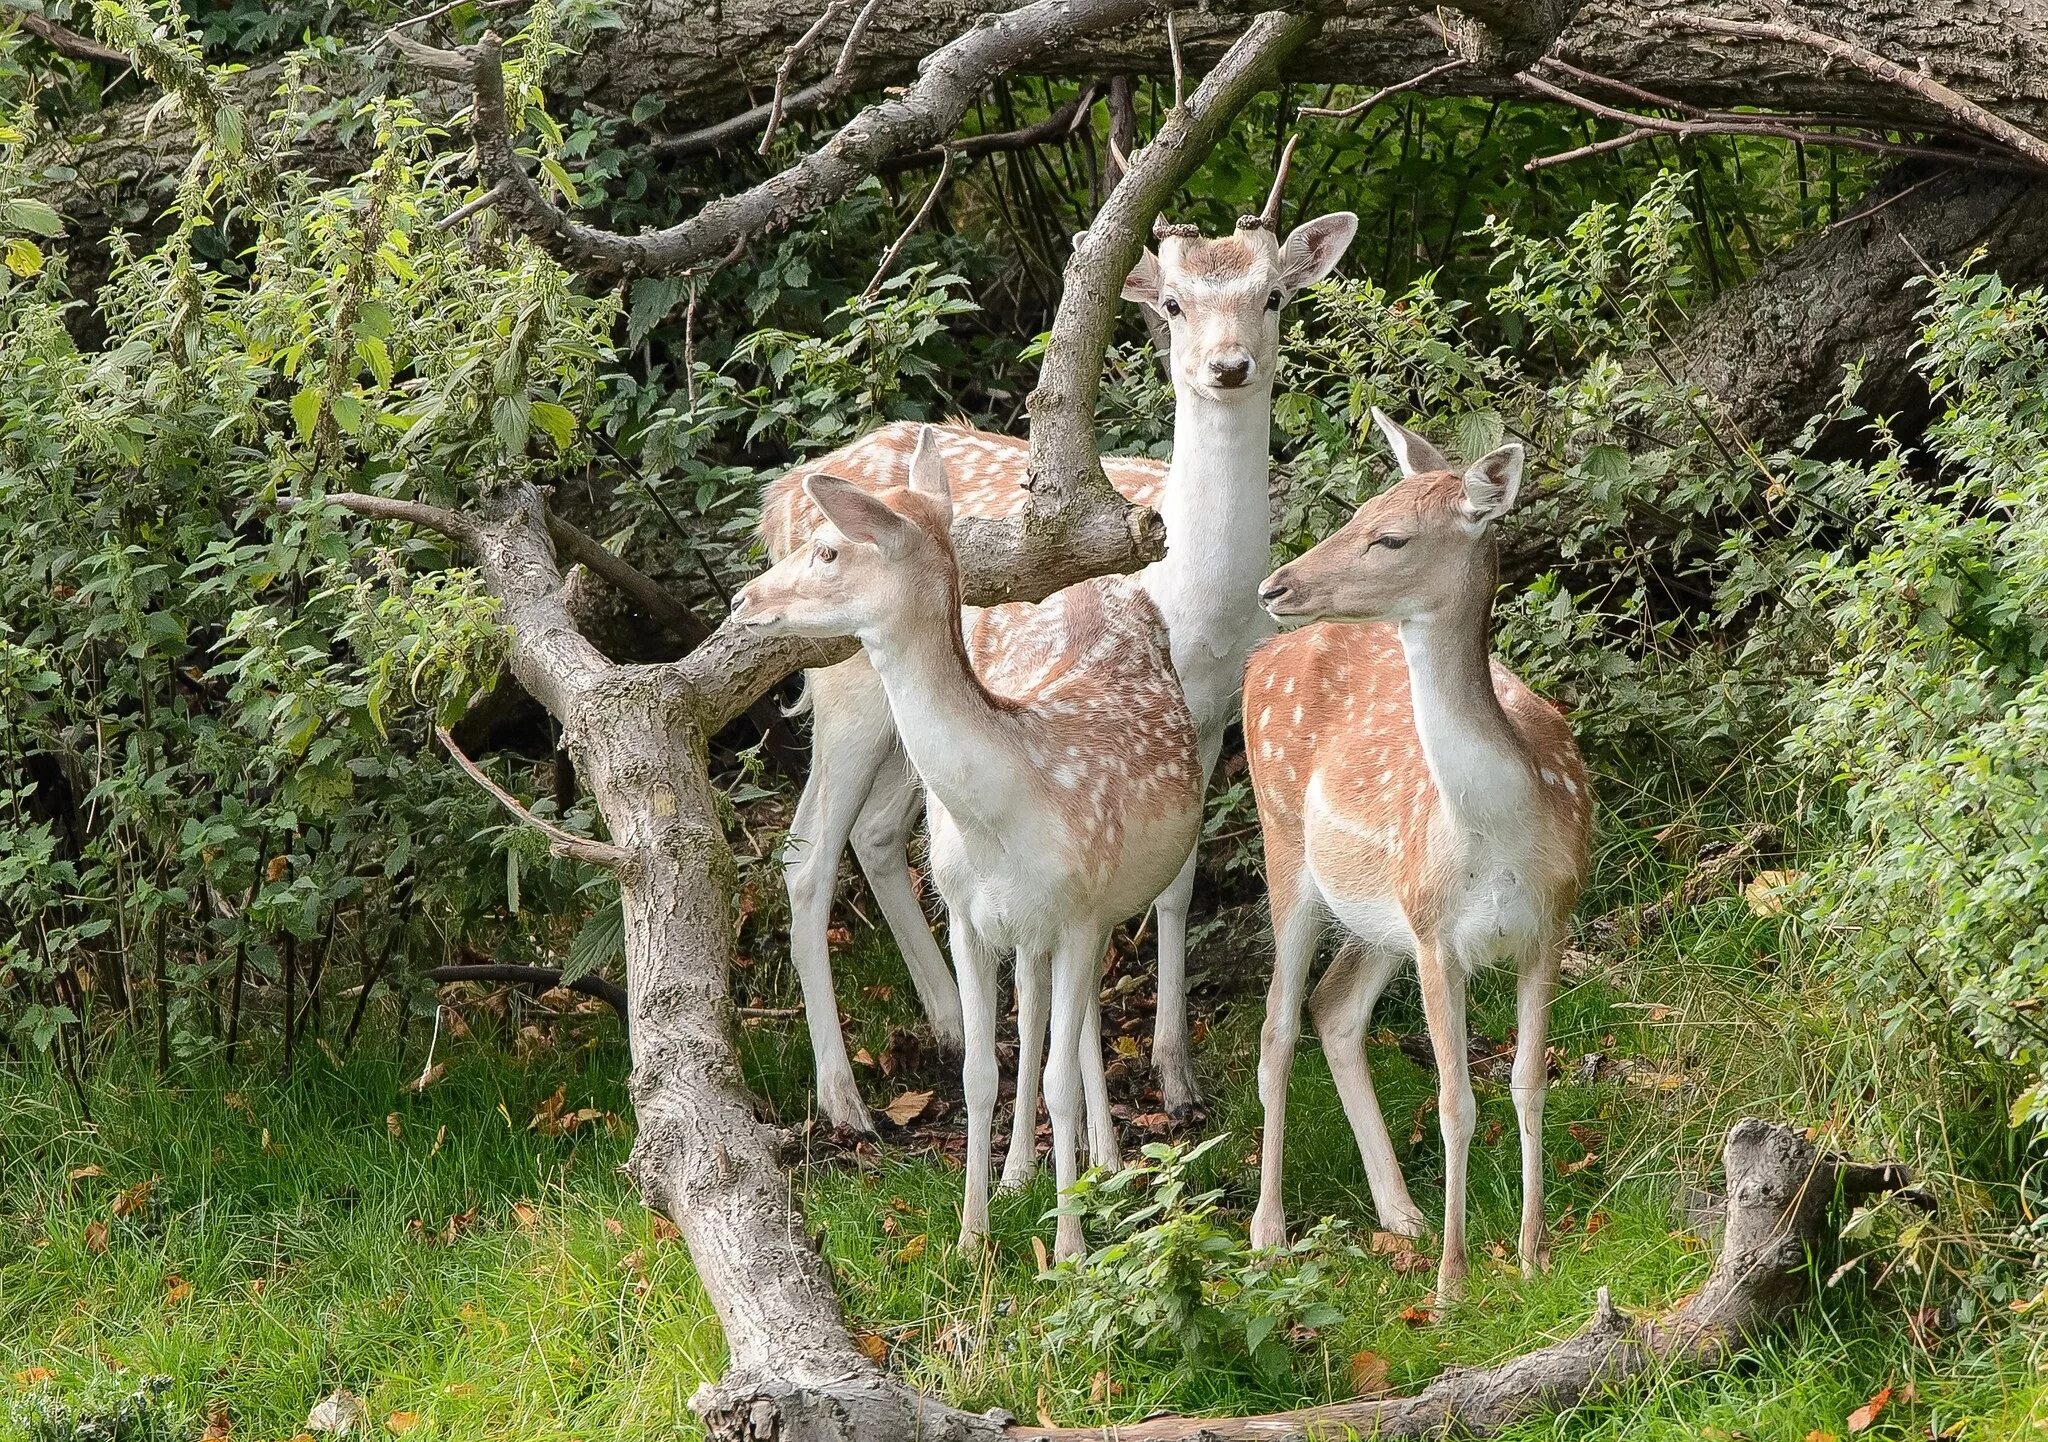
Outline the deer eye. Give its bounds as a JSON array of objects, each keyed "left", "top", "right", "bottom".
[
  {"left": 1266, "top": 288, "right": 1283, "bottom": 311},
  {"left": 1162, "top": 296, "right": 1183, "bottom": 318},
  {"left": 815, "top": 543, "right": 837, "bottom": 563},
  {"left": 1371, "top": 535, "right": 1408, "bottom": 551}
]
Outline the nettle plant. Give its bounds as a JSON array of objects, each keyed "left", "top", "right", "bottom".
[
  {"left": 1784, "top": 268, "right": 2048, "bottom": 1130},
  {"left": 1042, "top": 1136, "right": 1358, "bottom": 1384}
]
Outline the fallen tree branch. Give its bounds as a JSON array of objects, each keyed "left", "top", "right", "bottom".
[
  {"left": 426, "top": 962, "right": 629, "bottom": 1019},
  {"left": 5, "top": 3, "right": 129, "bottom": 64},
  {"left": 464, "top": 0, "right": 1165, "bottom": 278},
  {"left": 998, "top": 1119, "right": 1907, "bottom": 1439},
  {"left": 879, "top": 81, "right": 1101, "bottom": 173},
  {"left": 1663, "top": 10, "right": 2048, "bottom": 171}
]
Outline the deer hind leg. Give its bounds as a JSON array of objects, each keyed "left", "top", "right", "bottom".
[
  {"left": 1250, "top": 845, "right": 1322, "bottom": 1252},
  {"left": 952, "top": 921, "right": 1002, "bottom": 1252},
  {"left": 999, "top": 949, "right": 1049, "bottom": 1190},
  {"left": 1081, "top": 977, "right": 1120, "bottom": 1173},
  {"left": 1416, "top": 940, "right": 1475, "bottom": 1302},
  {"left": 1309, "top": 938, "right": 1425, "bottom": 1238},
  {"left": 1047, "top": 925, "right": 1106, "bottom": 1262},
  {"left": 1512, "top": 936, "right": 1562, "bottom": 1275},
  {"left": 849, "top": 754, "right": 964, "bottom": 1052},
  {"left": 781, "top": 663, "right": 897, "bottom": 1133}
]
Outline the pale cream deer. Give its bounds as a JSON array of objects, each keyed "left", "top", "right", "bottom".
[
  {"left": 734, "top": 429, "right": 1202, "bottom": 1260},
  {"left": 1243, "top": 410, "right": 1591, "bottom": 1301},
  {"left": 758, "top": 193, "right": 1358, "bottom": 1137}
]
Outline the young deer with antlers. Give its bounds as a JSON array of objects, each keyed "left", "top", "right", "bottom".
[
  {"left": 736, "top": 429, "right": 1202, "bottom": 1260},
  {"left": 758, "top": 177, "right": 1357, "bottom": 1137},
  {"left": 1243, "top": 411, "right": 1591, "bottom": 1302}
]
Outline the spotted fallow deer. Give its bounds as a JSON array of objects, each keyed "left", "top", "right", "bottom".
[
  {"left": 734, "top": 429, "right": 1202, "bottom": 1261},
  {"left": 1243, "top": 410, "right": 1592, "bottom": 1302},
  {"left": 757, "top": 190, "right": 1359, "bottom": 1137}
]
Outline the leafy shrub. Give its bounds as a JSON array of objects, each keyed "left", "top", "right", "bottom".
[{"left": 1042, "top": 1136, "right": 1357, "bottom": 1382}]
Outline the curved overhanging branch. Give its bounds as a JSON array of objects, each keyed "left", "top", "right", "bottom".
[
  {"left": 457, "top": 0, "right": 1164, "bottom": 279},
  {"left": 677, "top": 8, "right": 1318, "bottom": 737}
]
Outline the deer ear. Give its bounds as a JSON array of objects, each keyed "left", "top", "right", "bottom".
[
  {"left": 906, "top": 425, "right": 954, "bottom": 528},
  {"left": 1121, "top": 247, "right": 1164, "bottom": 310},
  {"left": 804, "top": 475, "right": 912, "bottom": 556},
  {"left": 1461, "top": 443, "right": 1525, "bottom": 525},
  {"left": 1370, "top": 407, "right": 1453, "bottom": 477},
  {"left": 1279, "top": 212, "right": 1358, "bottom": 291}
]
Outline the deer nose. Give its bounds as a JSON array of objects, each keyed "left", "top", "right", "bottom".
[
  {"left": 1258, "top": 576, "right": 1294, "bottom": 609},
  {"left": 1208, "top": 352, "right": 1254, "bottom": 388}
]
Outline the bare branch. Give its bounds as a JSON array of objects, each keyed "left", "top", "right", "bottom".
[
  {"left": 324, "top": 491, "right": 481, "bottom": 546},
  {"left": 1299, "top": 57, "right": 1469, "bottom": 119},
  {"left": 1532, "top": 54, "right": 1705, "bottom": 119},
  {"left": 438, "top": 725, "right": 637, "bottom": 869},
  {"left": 5, "top": 4, "right": 129, "bottom": 64},
  {"left": 1257, "top": 131, "right": 1299, "bottom": 228},
  {"left": 865, "top": 146, "right": 954, "bottom": 296},
  {"left": 379, "top": 26, "right": 477, "bottom": 77},
  {"left": 1164, "top": 8, "right": 1183, "bottom": 109},
  {"left": 434, "top": 178, "right": 513, "bottom": 230},
  {"left": 880, "top": 81, "right": 1101, "bottom": 173},
  {"left": 467, "top": 0, "right": 1168, "bottom": 279},
  {"left": 1663, "top": 10, "right": 2048, "bottom": 171},
  {"left": 1516, "top": 71, "right": 2041, "bottom": 175},
  {"left": 759, "top": 0, "right": 854, "bottom": 155}
]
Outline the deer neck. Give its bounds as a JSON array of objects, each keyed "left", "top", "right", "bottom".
[
  {"left": 1145, "top": 382, "right": 1277, "bottom": 727},
  {"left": 1394, "top": 559, "right": 1534, "bottom": 829},
  {"left": 859, "top": 601, "right": 1026, "bottom": 836}
]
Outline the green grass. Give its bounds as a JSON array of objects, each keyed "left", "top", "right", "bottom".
[{"left": 3, "top": 884, "right": 2044, "bottom": 1441}]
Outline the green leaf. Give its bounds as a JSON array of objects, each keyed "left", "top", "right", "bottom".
[
  {"left": 563, "top": 897, "right": 624, "bottom": 984},
  {"left": 530, "top": 401, "right": 576, "bottom": 451},
  {"left": 290, "top": 386, "right": 324, "bottom": 440},
  {"left": 491, "top": 393, "right": 531, "bottom": 454},
  {"left": 1, "top": 198, "right": 64, "bottom": 237}
]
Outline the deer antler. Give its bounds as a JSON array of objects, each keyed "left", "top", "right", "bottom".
[{"left": 1242, "top": 131, "right": 1302, "bottom": 231}]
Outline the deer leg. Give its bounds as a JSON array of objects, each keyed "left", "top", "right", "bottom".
[
  {"left": 999, "top": 949, "right": 1049, "bottom": 1189},
  {"left": 1310, "top": 938, "right": 1425, "bottom": 1238},
  {"left": 1250, "top": 876, "right": 1323, "bottom": 1252},
  {"left": 780, "top": 665, "right": 897, "bottom": 1133},
  {"left": 1417, "top": 942, "right": 1475, "bottom": 1302},
  {"left": 1150, "top": 846, "right": 1202, "bottom": 1119},
  {"left": 849, "top": 755, "right": 963, "bottom": 1051},
  {"left": 1047, "top": 927, "right": 1102, "bottom": 1262},
  {"left": 1513, "top": 937, "right": 1562, "bottom": 1275},
  {"left": 1081, "top": 980, "right": 1120, "bottom": 1173},
  {"left": 952, "top": 922, "right": 1002, "bottom": 1252},
  {"left": 1151, "top": 726, "right": 1226, "bottom": 1118}
]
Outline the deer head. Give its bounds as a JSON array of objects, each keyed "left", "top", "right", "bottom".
[
  {"left": 1257, "top": 408, "right": 1525, "bottom": 624},
  {"left": 732, "top": 428, "right": 957, "bottom": 642},
  {"left": 1120, "top": 193, "right": 1358, "bottom": 402}
]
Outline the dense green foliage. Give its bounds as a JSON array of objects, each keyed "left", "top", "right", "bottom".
[{"left": 4, "top": 0, "right": 2048, "bottom": 1433}]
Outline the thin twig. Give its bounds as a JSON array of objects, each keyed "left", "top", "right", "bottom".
[
  {"left": 435, "top": 178, "right": 512, "bottom": 230},
  {"left": 879, "top": 81, "right": 1101, "bottom": 173},
  {"left": 1532, "top": 56, "right": 1706, "bottom": 119},
  {"left": 1298, "top": 57, "right": 1469, "bottom": 119},
  {"left": 866, "top": 146, "right": 954, "bottom": 297},
  {"left": 436, "top": 725, "right": 636, "bottom": 869},
  {"left": 644, "top": 0, "right": 881, "bottom": 159},
  {"left": 385, "top": 0, "right": 521, "bottom": 34},
  {"left": 759, "top": 0, "right": 853, "bottom": 156},
  {"left": 1823, "top": 171, "right": 1944, "bottom": 232}
]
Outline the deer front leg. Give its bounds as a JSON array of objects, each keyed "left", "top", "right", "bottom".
[
  {"left": 1046, "top": 928, "right": 1103, "bottom": 1263},
  {"left": 952, "top": 923, "right": 1002, "bottom": 1252},
  {"left": 1150, "top": 846, "right": 1202, "bottom": 1118},
  {"left": 1417, "top": 942, "right": 1475, "bottom": 1302},
  {"left": 1310, "top": 939, "right": 1425, "bottom": 1238},
  {"left": 999, "top": 949, "right": 1049, "bottom": 1189},
  {"left": 1513, "top": 938, "right": 1562, "bottom": 1275},
  {"left": 1250, "top": 865, "right": 1322, "bottom": 1252}
]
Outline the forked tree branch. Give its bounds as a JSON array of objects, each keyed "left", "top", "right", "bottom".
[
  {"left": 456, "top": 0, "right": 1166, "bottom": 278},
  {"left": 676, "top": 8, "right": 1319, "bottom": 737}
]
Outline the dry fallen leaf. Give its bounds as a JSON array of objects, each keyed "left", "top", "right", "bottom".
[
  {"left": 1805, "top": 1432, "right": 1840, "bottom": 1442},
  {"left": 66, "top": 1164, "right": 106, "bottom": 1184},
  {"left": 199, "top": 1401, "right": 231, "bottom": 1440},
  {"left": 1846, "top": 1383, "right": 1893, "bottom": 1433},
  {"left": 1396, "top": 1304, "right": 1436, "bottom": 1328},
  {"left": 1557, "top": 1150, "right": 1599, "bottom": 1176},
  {"left": 408, "top": 1063, "right": 446, "bottom": 1094},
  {"left": 306, "top": 1388, "right": 368, "bottom": 1436},
  {"left": 1112, "top": 1035, "right": 1141, "bottom": 1060},
  {"left": 511, "top": 1202, "right": 540, "bottom": 1231},
  {"left": 266, "top": 855, "right": 289, "bottom": 883},
  {"left": 852, "top": 1332, "right": 888, "bottom": 1364},
  {"left": 893, "top": 1234, "right": 928, "bottom": 1265},
  {"left": 882, "top": 1090, "right": 933, "bottom": 1126},
  {"left": 164, "top": 1274, "right": 192, "bottom": 1306},
  {"left": 603, "top": 1217, "right": 626, "bottom": 1238},
  {"left": 1347, "top": 1349, "right": 1391, "bottom": 1398},
  {"left": 1031, "top": 1235, "right": 1050, "bottom": 1273},
  {"left": 384, "top": 1410, "right": 421, "bottom": 1435},
  {"left": 649, "top": 1214, "right": 681, "bottom": 1243},
  {"left": 111, "top": 1178, "right": 157, "bottom": 1217},
  {"left": 83, "top": 1221, "right": 109, "bottom": 1254},
  {"left": 12, "top": 1367, "right": 55, "bottom": 1386},
  {"left": 1743, "top": 868, "right": 1805, "bottom": 916},
  {"left": 1035, "top": 1384, "right": 1055, "bottom": 1429},
  {"left": 1088, "top": 1369, "right": 1124, "bottom": 1404},
  {"left": 385, "top": 1113, "right": 402, "bottom": 1139}
]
